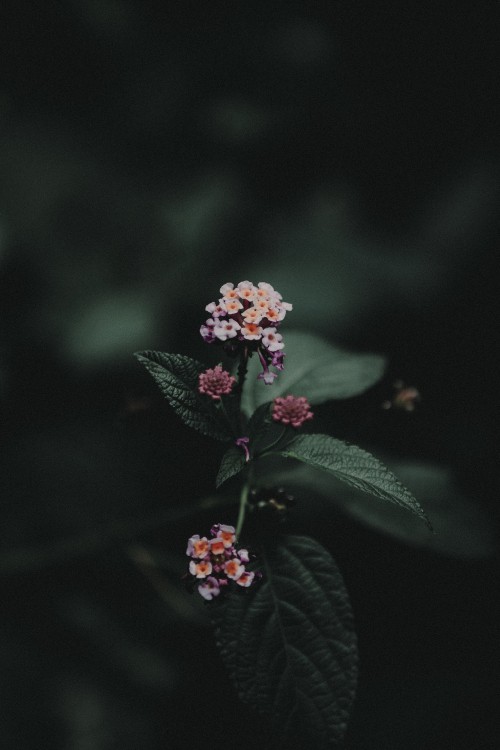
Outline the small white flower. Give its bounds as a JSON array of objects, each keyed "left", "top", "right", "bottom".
[
  {"left": 257, "top": 282, "right": 275, "bottom": 293},
  {"left": 198, "top": 577, "right": 220, "bottom": 600},
  {"left": 259, "top": 370, "right": 277, "bottom": 384},
  {"left": 262, "top": 327, "right": 284, "bottom": 352},
  {"left": 238, "top": 548, "right": 250, "bottom": 563},
  {"left": 223, "top": 298, "right": 243, "bottom": 314},
  {"left": 220, "top": 282, "right": 234, "bottom": 295},
  {"left": 189, "top": 560, "right": 213, "bottom": 578},
  {"left": 242, "top": 307, "right": 263, "bottom": 324},
  {"left": 214, "top": 319, "right": 241, "bottom": 341},
  {"left": 241, "top": 323, "right": 263, "bottom": 340},
  {"left": 224, "top": 558, "right": 245, "bottom": 580},
  {"left": 205, "top": 301, "right": 227, "bottom": 317}
]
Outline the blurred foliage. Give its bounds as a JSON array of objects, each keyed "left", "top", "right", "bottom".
[{"left": 0, "top": 0, "right": 499, "bottom": 747}]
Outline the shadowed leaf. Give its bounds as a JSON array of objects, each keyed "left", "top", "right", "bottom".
[
  {"left": 241, "top": 331, "right": 386, "bottom": 416},
  {"left": 216, "top": 446, "right": 246, "bottom": 488},
  {"left": 135, "top": 351, "right": 232, "bottom": 441},
  {"left": 211, "top": 535, "right": 358, "bottom": 748},
  {"left": 276, "top": 434, "right": 430, "bottom": 527}
]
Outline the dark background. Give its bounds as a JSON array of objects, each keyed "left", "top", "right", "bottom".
[{"left": 0, "top": 2, "right": 499, "bottom": 748}]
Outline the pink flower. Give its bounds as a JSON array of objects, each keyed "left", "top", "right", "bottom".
[
  {"left": 235, "top": 436, "right": 250, "bottom": 462},
  {"left": 241, "top": 322, "right": 263, "bottom": 340},
  {"left": 186, "top": 535, "right": 210, "bottom": 559},
  {"left": 200, "top": 319, "right": 216, "bottom": 343},
  {"left": 223, "top": 299, "right": 243, "bottom": 314},
  {"left": 238, "top": 282, "right": 256, "bottom": 301},
  {"left": 198, "top": 365, "right": 236, "bottom": 400},
  {"left": 189, "top": 560, "right": 213, "bottom": 578},
  {"left": 187, "top": 524, "right": 260, "bottom": 599},
  {"left": 242, "top": 307, "right": 263, "bottom": 324},
  {"left": 264, "top": 307, "right": 280, "bottom": 322},
  {"left": 209, "top": 537, "right": 226, "bottom": 556},
  {"left": 217, "top": 524, "right": 236, "bottom": 548},
  {"left": 382, "top": 380, "right": 421, "bottom": 412},
  {"left": 198, "top": 577, "right": 220, "bottom": 600},
  {"left": 258, "top": 370, "right": 278, "bottom": 384},
  {"left": 200, "top": 281, "right": 292, "bottom": 384},
  {"left": 393, "top": 387, "right": 420, "bottom": 411},
  {"left": 224, "top": 558, "right": 245, "bottom": 580},
  {"left": 272, "top": 395, "right": 313, "bottom": 428},
  {"left": 222, "top": 288, "right": 240, "bottom": 301},
  {"left": 235, "top": 571, "right": 255, "bottom": 587}
]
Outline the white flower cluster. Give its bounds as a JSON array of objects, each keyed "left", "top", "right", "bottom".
[{"left": 200, "top": 280, "right": 291, "bottom": 348}]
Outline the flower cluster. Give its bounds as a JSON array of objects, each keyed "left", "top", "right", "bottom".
[
  {"left": 382, "top": 380, "right": 421, "bottom": 412},
  {"left": 198, "top": 365, "right": 236, "bottom": 400},
  {"left": 272, "top": 395, "right": 313, "bottom": 428},
  {"left": 186, "top": 524, "right": 259, "bottom": 600},
  {"left": 200, "top": 281, "right": 292, "bottom": 384}
]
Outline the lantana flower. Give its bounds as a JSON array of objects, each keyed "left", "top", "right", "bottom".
[
  {"left": 200, "top": 280, "right": 292, "bottom": 384},
  {"left": 382, "top": 380, "right": 421, "bottom": 412},
  {"left": 272, "top": 395, "right": 313, "bottom": 428},
  {"left": 186, "top": 534, "right": 210, "bottom": 559},
  {"left": 186, "top": 523, "right": 260, "bottom": 599},
  {"left": 198, "top": 576, "right": 221, "bottom": 601},
  {"left": 189, "top": 560, "right": 213, "bottom": 578},
  {"left": 198, "top": 365, "right": 236, "bottom": 400}
]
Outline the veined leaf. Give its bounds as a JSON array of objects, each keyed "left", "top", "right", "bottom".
[
  {"left": 277, "top": 434, "right": 430, "bottom": 527},
  {"left": 216, "top": 446, "right": 246, "bottom": 488},
  {"left": 241, "top": 330, "right": 386, "bottom": 416},
  {"left": 134, "top": 351, "right": 232, "bottom": 441},
  {"left": 246, "top": 402, "right": 294, "bottom": 458},
  {"left": 260, "top": 460, "right": 494, "bottom": 558},
  {"left": 211, "top": 535, "right": 358, "bottom": 748}
]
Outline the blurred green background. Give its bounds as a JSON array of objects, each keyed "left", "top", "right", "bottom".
[{"left": 0, "top": 2, "right": 498, "bottom": 748}]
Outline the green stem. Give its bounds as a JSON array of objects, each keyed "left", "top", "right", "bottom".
[
  {"left": 218, "top": 397, "right": 236, "bottom": 438},
  {"left": 235, "top": 347, "right": 249, "bottom": 395},
  {"left": 235, "top": 482, "right": 249, "bottom": 538},
  {"left": 256, "top": 425, "right": 288, "bottom": 458}
]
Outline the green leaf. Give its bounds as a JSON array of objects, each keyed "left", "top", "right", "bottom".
[
  {"left": 276, "top": 434, "right": 430, "bottom": 527},
  {"left": 216, "top": 446, "right": 246, "bottom": 488},
  {"left": 134, "top": 351, "right": 232, "bottom": 441},
  {"left": 241, "top": 330, "right": 386, "bottom": 416},
  {"left": 211, "top": 535, "right": 358, "bottom": 748},
  {"left": 261, "top": 459, "right": 495, "bottom": 558},
  {"left": 244, "top": 402, "right": 293, "bottom": 458}
]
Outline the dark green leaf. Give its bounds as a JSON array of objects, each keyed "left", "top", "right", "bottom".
[
  {"left": 276, "top": 434, "right": 430, "bottom": 527},
  {"left": 134, "top": 351, "right": 231, "bottom": 441},
  {"left": 211, "top": 535, "right": 358, "bottom": 748},
  {"left": 216, "top": 446, "right": 246, "bottom": 488},
  {"left": 245, "top": 402, "right": 294, "bottom": 458},
  {"left": 241, "top": 330, "right": 386, "bottom": 416},
  {"left": 261, "top": 460, "right": 495, "bottom": 558},
  {"left": 246, "top": 401, "right": 273, "bottom": 437}
]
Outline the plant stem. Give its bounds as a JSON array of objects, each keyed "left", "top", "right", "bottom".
[
  {"left": 218, "top": 397, "right": 236, "bottom": 438},
  {"left": 235, "top": 482, "right": 249, "bottom": 538},
  {"left": 257, "top": 426, "right": 288, "bottom": 457},
  {"left": 235, "top": 347, "right": 249, "bottom": 395}
]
